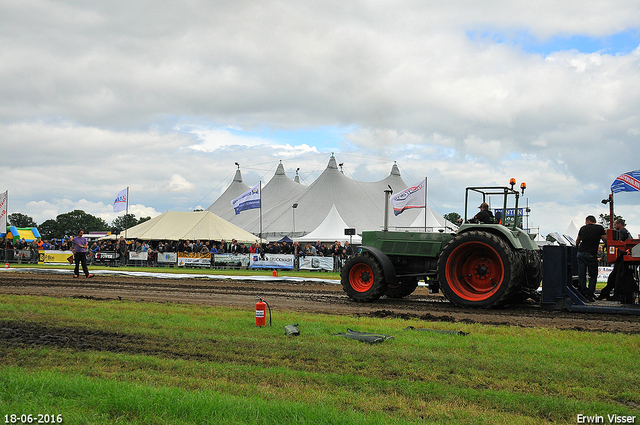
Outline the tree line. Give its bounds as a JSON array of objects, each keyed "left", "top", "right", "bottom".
[{"left": 6, "top": 211, "right": 151, "bottom": 240}]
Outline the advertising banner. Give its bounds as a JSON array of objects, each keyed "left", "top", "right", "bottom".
[
  {"left": 597, "top": 266, "right": 613, "bottom": 283},
  {"left": 250, "top": 253, "right": 294, "bottom": 269},
  {"left": 178, "top": 252, "right": 211, "bottom": 267},
  {"left": 299, "top": 256, "right": 334, "bottom": 271},
  {"left": 212, "top": 254, "right": 250, "bottom": 268},
  {"left": 129, "top": 251, "right": 149, "bottom": 261},
  {"left": 493, "top": 208, "right": 523, "bottom": 227},
  {"left": 95, "top": 252, "right": 119, "bottom": 260},
  {"left": 157, "top": 252, "right": 178, "bottom": 264},
  {"left": 40, "top": 250, "right": 75, "bottom": 264}
]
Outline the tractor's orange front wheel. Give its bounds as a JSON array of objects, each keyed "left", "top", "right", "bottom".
[
  {"left": 341, "top": 255, "right": 387, "bottom": 302},
  {"left": 437, "top": 230, "right": 523, "bottom": 308}
]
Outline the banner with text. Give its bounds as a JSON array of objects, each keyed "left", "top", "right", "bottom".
[
  {"left": 212, "top": 253, "right": 250, "bottom": 268},
  {"left": 250, "top": 254, "right": 294, "bottom": 269},
  {"left": 178, "top": 252, "right": 211, "bottom": 267},
  {"left": 299, "top": 256, "right": 333, "bottom": 271}
]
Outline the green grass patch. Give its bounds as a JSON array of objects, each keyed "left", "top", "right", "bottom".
[{"left": 1, "top": 295, "right": 639, "bottom": 424}]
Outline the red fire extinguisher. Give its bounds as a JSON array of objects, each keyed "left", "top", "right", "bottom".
[{"left": 256, "top": 296, "right": 271, "bottom": 327}]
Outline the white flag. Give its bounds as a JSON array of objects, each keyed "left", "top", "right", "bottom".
[
  {"left": 0, "top": 191, "right": 7, "bottom": 232},
  {"left": 231, "top": 183, "right": 261, "bottom": 214},
  {"left": 113, "top": 188, "right": 128, "bottom": 212},
  {"left": 389, "top": 179, "right": 425, "bottom": 216}
]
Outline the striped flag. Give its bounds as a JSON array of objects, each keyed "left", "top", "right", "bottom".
[
  {"left": 0, "top": 191, "right": 7, "bottom": 232},
  {"left": 390, "top": 179, "right": 425, "bottom": 216},
  {"left": 611, "top": 170, "right": 640, "bottom": 193},
  {"left": 231, "top": 182, "right": 261, "bottom": 214}
]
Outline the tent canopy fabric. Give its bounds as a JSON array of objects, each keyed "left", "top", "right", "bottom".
[
  {"left": 207, "top": 156, "right": 450, "bottom": 240},
  {"left": 295, "top": 205, "right": 362, "bottom": 244},
  {"left": 112, "top": 211, "right": 261, "bottom": 243}
]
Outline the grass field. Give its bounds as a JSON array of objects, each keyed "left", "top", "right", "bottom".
[{"left": 1, "top": 293, "right": 639, "bottom": 424}]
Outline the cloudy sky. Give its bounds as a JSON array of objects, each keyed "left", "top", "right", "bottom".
[{"left": 2, "top": 0, "right": 640, "bottom": 237}]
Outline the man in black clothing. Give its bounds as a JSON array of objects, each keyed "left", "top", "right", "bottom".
[
  {"left": 575, "top": 215, "right": 607, "bottom": 301},
  {"left": 471, "top": 202, "right": 494, "bottom": 224},
  {"left": 596, "top": 218, "right": 632, "bottom": 301}
]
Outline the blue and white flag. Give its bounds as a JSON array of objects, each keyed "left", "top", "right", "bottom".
[
  {"left": 231, "top": 182, "right": 261, "bottom": 214},
  {"left": 113, "top": 188, "right": 128, "bottom": 212},
  {"left": 611, "top": 170, "right": 640, "bottom": 193},
  {"left": 390, "top": 179, "right": 425, "bottom": 216}
]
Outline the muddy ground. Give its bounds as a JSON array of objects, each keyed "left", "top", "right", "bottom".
[{"left": 0, "top": 269, "right": 638, "bottom": 336}]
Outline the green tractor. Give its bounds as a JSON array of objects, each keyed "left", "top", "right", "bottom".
[{"left": 341, "top": 182, "right": 542, "bottom": 308}]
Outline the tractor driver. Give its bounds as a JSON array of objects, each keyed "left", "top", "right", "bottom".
[{"left": 470, "top": 202, "right": 494, "bottom": 224}]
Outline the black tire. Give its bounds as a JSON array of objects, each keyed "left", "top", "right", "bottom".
[
  {"left": 519, "top": 249, "right": 543, "bottom": 302},
  {"left": 437, "top": 230, "right": 524, "bottom": 308},
  {"left": 341, "top": 254, "right": 387, "bottom": 302},
  {"left": 385, "top": 277, "right": 419, "bottom": 298}
]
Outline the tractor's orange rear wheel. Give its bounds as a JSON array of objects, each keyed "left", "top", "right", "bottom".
[{"left": 437, "top": 230, "right": 523, "bottom": 308}]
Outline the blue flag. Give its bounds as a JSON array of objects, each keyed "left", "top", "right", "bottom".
[
  {"left": 231, "top": 183, "right": 261, "bottom": 214},
  {"left": 611, "top": 170, "right": 640, "bottom": 193}
]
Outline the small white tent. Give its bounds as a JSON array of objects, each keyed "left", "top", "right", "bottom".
[
  {"left": 564, "top": 220, "right": 579, "bottom": 242},
  {"left": 295, "top": 205, "right": 362, "bottom": 243},
  {"left": 405, "top": 207, "right": 458, "bottom": 231}
]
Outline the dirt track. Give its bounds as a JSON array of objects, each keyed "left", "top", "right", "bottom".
[{"left": 0, "top": 269, "right": 639, "bottom": 334}]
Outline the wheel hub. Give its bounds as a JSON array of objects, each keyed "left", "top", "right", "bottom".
[{"left": 474, "top": 263, "right": 489, "bottom": 278}]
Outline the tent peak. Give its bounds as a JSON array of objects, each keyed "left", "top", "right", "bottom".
[
  {"left": 275, "top": 161, "right": 286, "bottom": 176},
  {"left": 390, "top": 161, "right": 401, "bottom": 176},
  {"left": 327, "top": 155, "right": 339, "bottom": 170},
  {"left": 233, "top": 168, "right": 243, "bottom": 182}
]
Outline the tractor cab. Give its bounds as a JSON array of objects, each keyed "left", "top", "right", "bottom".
[{"left": 462, "top": 178, "right": 526, "bottom": 231}]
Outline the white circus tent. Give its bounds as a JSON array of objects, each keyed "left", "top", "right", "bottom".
[{"left": 206, "top": 155, "right": 428, "bottom": 240}]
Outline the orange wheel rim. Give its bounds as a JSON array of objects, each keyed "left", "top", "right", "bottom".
[
  {"left": 445, "top": 241, "right": 504, "bottom": 301},
  {"left": 349, "top": 263, "right": 374, "bottom": 292}
]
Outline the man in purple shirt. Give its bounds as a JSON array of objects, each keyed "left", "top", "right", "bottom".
[{"left": 72, "top": 230, "right": 94, "bottom": 278}]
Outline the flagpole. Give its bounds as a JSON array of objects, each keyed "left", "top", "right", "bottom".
[
  {"left": 259, "top": 181, "right": 263, "bottom": 243},
  {"left": 125, "top": 187, "right": 129, "bottom": 240},
  {"left": 424, "top": 177, "right": 427, "bottom": 232}
]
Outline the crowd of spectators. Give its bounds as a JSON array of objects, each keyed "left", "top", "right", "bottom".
[{"left": 1, "top": 235, "right": 357, "bottom": 270}]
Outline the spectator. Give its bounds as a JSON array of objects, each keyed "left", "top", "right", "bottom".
[
  {"left": 116, "top": 236, "right": 128, "bottom": 266},
  {"left": 71, "top": 230, "right": 93, "bottom": 278},
  {"left": 344, "top": 241, "right": 354, "bottom": 258},
  {"left": 575, "top": 215, "right": 607, "bottom": 302},
  {"left": 29, "top": 239, "right": 40, "bottom": 264},
  {"left": 597, "top": 218, "right": 633, "bottom": 301}
]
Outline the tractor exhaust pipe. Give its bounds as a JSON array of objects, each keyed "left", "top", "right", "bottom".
[{"left": 383, "top": 186, "right": 393, "bottom": 231}]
